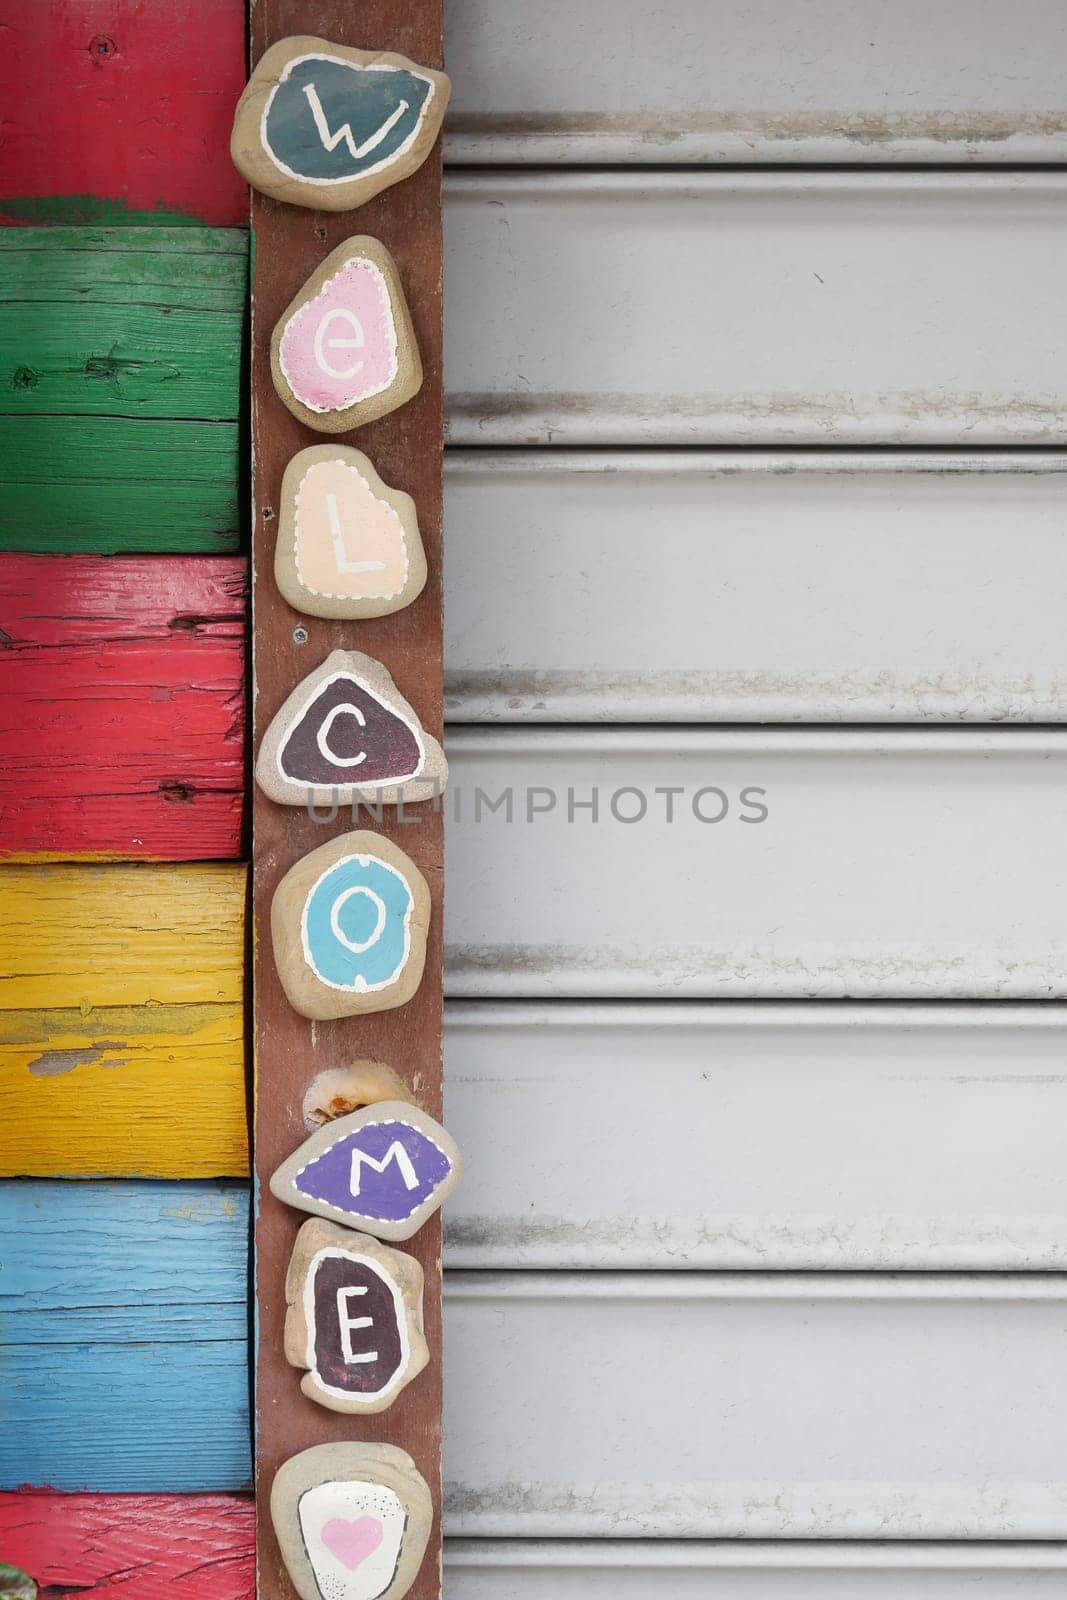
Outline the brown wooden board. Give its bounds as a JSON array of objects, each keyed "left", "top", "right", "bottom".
[{"left": 248, "top": 4, "right": 444, "bottom": 1600}]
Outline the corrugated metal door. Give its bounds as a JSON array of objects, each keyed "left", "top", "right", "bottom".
[{"left": 439, "top": 4, "right": 1067, "bottom": 1594}]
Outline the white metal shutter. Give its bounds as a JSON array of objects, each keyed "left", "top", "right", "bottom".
[{"left": 440, "top": 3, "right": 1067, "bottom": 1590}]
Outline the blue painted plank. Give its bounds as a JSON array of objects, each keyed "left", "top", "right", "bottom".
[{"left": 0, "top": 1180, "right": 250, "bottom": 1491}]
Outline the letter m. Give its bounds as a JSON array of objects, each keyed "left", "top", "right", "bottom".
[{"left": 350, "top": 1140, "right": 419, "bottom": 1196}]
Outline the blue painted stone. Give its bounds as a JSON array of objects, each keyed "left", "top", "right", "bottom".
[{"left": 302, "top": 853, "right": 414, "bottom": 993}]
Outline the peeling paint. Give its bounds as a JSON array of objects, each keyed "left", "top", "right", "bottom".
[{"left": 27, "top": 1041, "right": 127, "bottom": 1076}]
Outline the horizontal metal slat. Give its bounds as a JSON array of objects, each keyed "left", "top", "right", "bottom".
[
  {"left": 443, "top": 729, "right": 1067, "bottom": 999},
  {"left": 443, "top": 173, "right": 1067, "bottom": 446},
  {"left": 444, "top": 1273, "right": 1067, "bottom": 1539},
  {"left": 447, "top": 1541, "right": 1067, "bottom": 1599},
  {"left": 443, "top": 452, "right": 1067, "bottom": 723},
  {"left": 443, "top": 1002, "right": 1067, "bottom": 1270},
  {"left": 444, "top": 0, "right": 1067, "bottom": 165}
]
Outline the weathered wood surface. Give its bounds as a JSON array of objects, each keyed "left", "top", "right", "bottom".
[
  {"left": 0, "top": 230, "right": 244, "bottom": 553},
  {"left": 0, "top": 1492, "right": 254, "bottom": 1599},
  {"left": 0, "top": 416, "right": 240, "bottom": 554},
  {"left": 0, "top": 1004, "right": 246, "bottom": 1179},
  {"left": 0, "top": 863, "right": 245, "bottom": 1176},
  {"left": 0, "top": 555, "right": 245, "bottom": 861},
  {"left": 0, "top": 864, "right": 244, "bottom": 1009},
  {"left": 443, "top": 452, "right": 1067, "bottom": 723},
  {"left": 444, "top": 0, "right": 1067, "bottom": 166},
  {"left": 0, "top": 0, "right": 247, "bottom": 227},
  {"left": 443, "top": 172, "right": 1067, "bottom": 446},
  {"left": 249, "top": 3, "right": 445, "bottom": 1598},
  {"left": 0, "top": 229, "right": 246, "bottom": 418},
  {"left": 0, "top": 1181, "right": 249, "bottom": 1491}
]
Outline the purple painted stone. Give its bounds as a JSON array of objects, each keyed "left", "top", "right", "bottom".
[{"left": 294, "top": 1118, "right": 453, "bottom": 1224}]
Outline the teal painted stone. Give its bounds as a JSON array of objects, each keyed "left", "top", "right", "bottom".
[{"left": 232, "top": 36, "right": 450, "bottom": 212}]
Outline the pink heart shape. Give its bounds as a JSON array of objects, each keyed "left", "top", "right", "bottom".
[{"left": 321, "top": 1515, "right": 384, "bottom": 1571}]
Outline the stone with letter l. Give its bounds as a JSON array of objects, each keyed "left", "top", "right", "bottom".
[{"left": 275, "top": 445, "right": 428, "bottom": 620}]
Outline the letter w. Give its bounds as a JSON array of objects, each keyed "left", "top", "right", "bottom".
[
  {"left": 303, "top": 83, "right": 409, "bottom": 162},
  {"left": 350, "top": 1141, "right": 419, "bottom": 1196}
]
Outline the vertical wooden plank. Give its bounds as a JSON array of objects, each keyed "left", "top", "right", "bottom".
[{"left": 248, "top": 5, "right": 444, "bottom": 1600}]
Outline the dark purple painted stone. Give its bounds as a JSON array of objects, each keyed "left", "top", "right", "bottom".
[
  {"left": 297, "top": 1119, "right": 453, "bottom": 1223},
  {"left": 280, "top": 675, "right": 421, "bottom": 785},
  {"left": 312, "top": 1252, "right": 403, "bottom": 1395}
]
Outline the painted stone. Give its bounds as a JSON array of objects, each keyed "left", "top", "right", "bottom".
[
  {"left": 271, "top": 236, "right": 421, "bottom": 433},
  {"left": 230, "top": 36, "right": 450, "bottom": 213},
  {"left": 276, "top": 446, "right": 427, "bottom": 620},
  {"left": 271, "top": 831, "right": 430, "bottom": 1020},
  {"left": 256, "top": 649, "right": 446, "bottom": 808},
  {"left": 272, "top": 1100, "right": 463, "bottom": 1242},
  {"left": 271, "top": 1442, "right": 432, "bottom": 1600},
  {"left": 283, "top": 1218, "right": 428, "bottom": 1415}
]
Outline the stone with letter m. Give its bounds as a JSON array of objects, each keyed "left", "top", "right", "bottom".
[{"left": 271, "top": 1100, "right": 463, "bottom": 1242}]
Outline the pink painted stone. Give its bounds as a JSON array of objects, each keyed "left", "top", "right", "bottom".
[
  {"left": 279, "top": 259, "right": 399, "bottom": 415},
  {"left": 321, "top": 1514, "right": 385, "bottom": 1571}
]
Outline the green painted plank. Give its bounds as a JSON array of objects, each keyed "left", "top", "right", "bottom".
[
  {"left": 0, "top": 227, "right": 247, "bottom": 309},
  {"left": 0, "top": 228, "right": 245, "bottom": 553},
  {"left": 0, "top": 226, "right": 247, "bottom": 256},
  {"left": 0, "top": 418, "right": 240, "bottom": 553},
  {"left": 0, "top": 229, "right": 246, "bottom": 420},
  {"left": 1, "top": 303, "right": 240, "bottom": 418}
]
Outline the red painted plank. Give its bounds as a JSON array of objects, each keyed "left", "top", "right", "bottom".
[
  {"left": 0, "top": 1490, "right": 254, "bottom": 1598},
  {"left": 0, "top": 555, "right": 246, "bottom": 860},
  {"left": 0, "top": 1, "right": 247, "bottom": 227}
]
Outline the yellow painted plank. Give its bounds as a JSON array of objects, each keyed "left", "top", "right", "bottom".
[
  {"left": 0, "top": 1004, "right": 247, "bottom": 1177},
  {"left": 0, "top": 864, "right": 245, "bottom": 1009},
  {"left": 0, "top": 865, "right": 247, "bottom": 1176}
]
